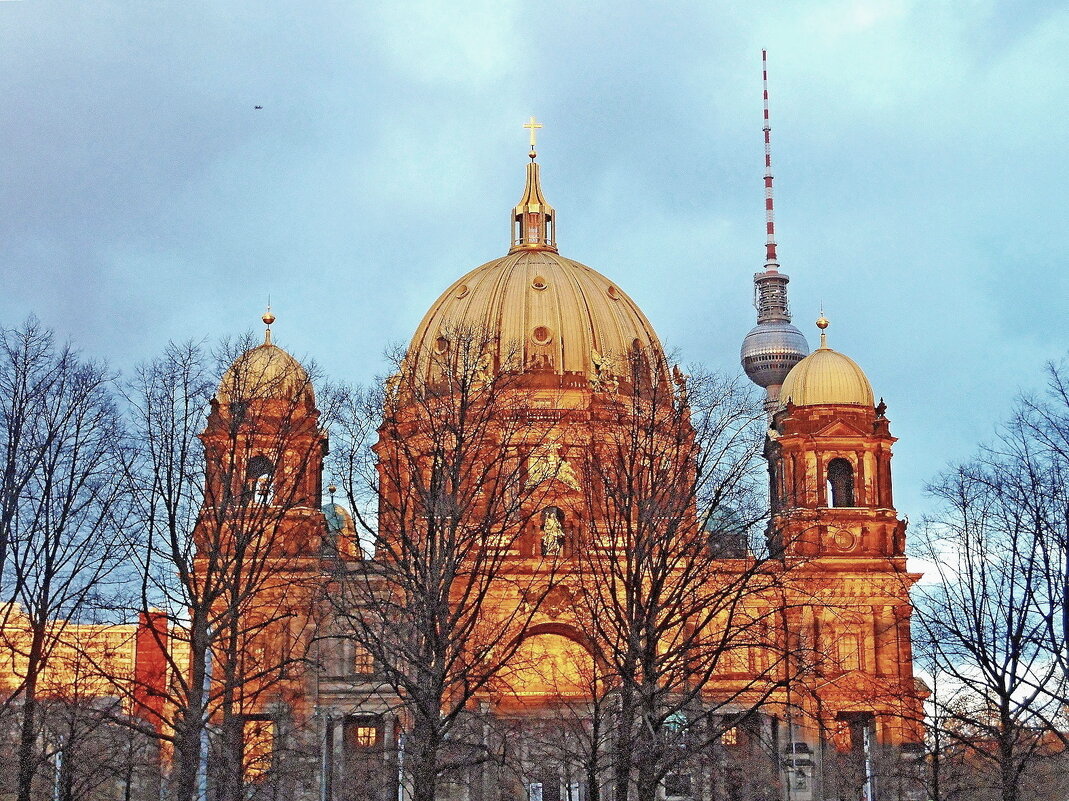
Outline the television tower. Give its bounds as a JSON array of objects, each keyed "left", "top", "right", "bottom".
[{"left": 740, "top": 50, "right": 810, "bottom": 410}]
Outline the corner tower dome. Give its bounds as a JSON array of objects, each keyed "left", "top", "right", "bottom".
[
  {"left": 408, "top": 131, "right": 665, "bottom": 387},
  {"left": 778, "top": 316, "right": 874, "bottom": 408},
  {"left": 217, "top": 311, "right": 315, "bottom": 405}
]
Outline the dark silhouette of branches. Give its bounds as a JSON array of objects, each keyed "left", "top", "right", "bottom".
[
  {"left": 0, "top": 317, "right": 132, "bottom": 801},
  {"left": 326, "top": 327, "right": 562, "bottom": 801}
]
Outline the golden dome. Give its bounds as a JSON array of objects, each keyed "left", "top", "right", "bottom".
[
  {"left": 408, "top": 249, "right": 664, "bottom": 385},
  {"left": 779, "top": 320, "right": 874, "bottom": 408},
  {"left": 778, "top": 347, "right": 873, "bottom": 407},
  {"left": 217, "top": 341, "right": 314, "bottom": 406}
]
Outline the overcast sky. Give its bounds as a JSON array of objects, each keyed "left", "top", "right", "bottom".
[{"left": 1, "top": 1, "right": 1066, "bottom": 519}]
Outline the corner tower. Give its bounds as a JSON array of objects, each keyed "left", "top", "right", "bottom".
[{"left": 767, "top": 317, "right": 924, "bottom": 787}]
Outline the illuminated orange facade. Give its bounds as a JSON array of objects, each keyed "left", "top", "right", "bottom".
[{"left": 200, "top": 145, "right": 924, "bottom": 801}]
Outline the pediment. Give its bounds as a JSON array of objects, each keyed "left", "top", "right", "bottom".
[
  {"left": 813, "top": 419, "right": 867, "bottom": 438},
  {"left": 820, "top": 668, "right": 877, "bottom": 694}
]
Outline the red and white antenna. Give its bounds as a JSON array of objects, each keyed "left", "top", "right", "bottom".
[{"left": 762, "top": 48, "right": 778, "bottom": 268}]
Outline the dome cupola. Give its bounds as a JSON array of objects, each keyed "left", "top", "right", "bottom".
[
  {"left": 778, "top": 316, "right": 874, "bottom": 408},
  {"left": 216, "top": 310, "right": 315, "bottom": 406}
]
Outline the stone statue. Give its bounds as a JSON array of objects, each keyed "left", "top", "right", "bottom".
[
  {"left": 473, "top": 350, "right": 494, "bottom": 387},
  {"left": 527, "top": 443, "right": 581, "bottom": 492},
  {"left": 672, "top": 364, "right": 689, "bottom": 398},
  {"left": 541, "top": 509, "right": 565, "bottom": 556},
  {"left": 590, "top": 348, "right": 618, "bottom": 393}
]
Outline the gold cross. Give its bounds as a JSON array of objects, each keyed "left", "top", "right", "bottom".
[{"left": 523, "top": 116, "right": 543, "bottom": 151}]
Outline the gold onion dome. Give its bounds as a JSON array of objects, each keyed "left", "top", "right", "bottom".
[
  {"left": 778, "top": 317, "right": 874, "bottom": 408},
  {"left": 409, "top": 128, "right": 664, "bottom": 387},
  {"left": 216, "top": 312, "right": 314, "bottom": 405}
]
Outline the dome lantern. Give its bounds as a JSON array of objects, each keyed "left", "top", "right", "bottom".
[{"left": 510, "top": 117, "right": 557, "bottom": 253}]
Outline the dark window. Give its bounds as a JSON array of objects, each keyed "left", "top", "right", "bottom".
[
  {"left": 826, "top": 458, "right": 854, "bottom": 507},
  {"left": 245, "top": 455, "right": 274, "bottom": 504},
  {"left": 664, "top": 772, "right": 692, "bottom": 798}
]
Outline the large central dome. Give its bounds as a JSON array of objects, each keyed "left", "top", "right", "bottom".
[
  {"left": 410, "top": 250, "right": 664, "bottom": 383},
  {"left": 407, "top": 154, "right": 665, "bottom": 388}
]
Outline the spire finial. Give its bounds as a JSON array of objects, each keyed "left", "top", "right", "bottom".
[
  {"left": 762, "top": 49, "right": 779, "bottom": 268},
  {"left": 524, "top": 116, "right": 543, "bottom": 160},
  {"left": 510, "top": 118, "right": 557, "bottom": 253},
  {"left": 816, "top": 309, "right": 829, "bottom": 348},
  {"left": 262, "top": 302, "right": 275, "bottom": 345}
]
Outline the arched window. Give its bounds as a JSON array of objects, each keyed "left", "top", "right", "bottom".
[
  {"left": 245, "top": 455, "right": 274, "bottom": 504},
  {"left": 826, "top": 458, "right": 855, "bottom": 507}
]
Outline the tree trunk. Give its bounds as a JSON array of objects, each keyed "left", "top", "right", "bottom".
[
  {"left": 216, "top": 712, "right": 245, "bottom": 801},
  {"left": 171, "top": 710, "right": 205, "bottom": 801},
  {"left": 16, "top": 623, "right": 46, "bottom": 801},
  {"left": 409, "top": 716, "right": 441, "bottom": 801},
  {"left": 612, "top": 696, "right": 634, "bottom": 801},
  {"left": 998, "top": 723, "right": 1017, "bottom": 801},
  {"left": 169, "top": 617, "right": 209, "bottom": 801}
]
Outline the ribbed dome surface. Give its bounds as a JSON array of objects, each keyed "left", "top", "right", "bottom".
[
  {"left": 217, "top": 342, "right": 314, "bottom": 405},
  {"left": 779, "top": 346, "right": 874, "bottom": 408},
  {"left": 408, "top": 249, "right": 664, "bottom": 382}
]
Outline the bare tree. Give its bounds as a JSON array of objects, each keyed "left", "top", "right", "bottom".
[
  {"left": 0, "top": 318, "right": 131, "bottom": 801},
  {"left": 570, "top": 359, "right": 783, "bottom": 801},
  {"left": 327, "top": 327, "right": 562, "bottom": 801},
  {"left": 123, "top": 336, "right": 332, "bottom": 801},
  {"left": 913, "top": 355, "right": 1069, "bottom": 801}
]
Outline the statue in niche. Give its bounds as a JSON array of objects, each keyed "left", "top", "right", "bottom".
[
  {"left": 527, "top": 443, "right": 581, "bottom": 492},
  {"left": 527, "top": 351, "right": 554, "bottom": 370},
  {"left": 541, "top": 508, "right": 565, "bottom": 556}
]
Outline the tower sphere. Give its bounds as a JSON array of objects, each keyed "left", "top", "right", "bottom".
[{"left": 740, "top": 321, "right": 810, "bottom": 388}]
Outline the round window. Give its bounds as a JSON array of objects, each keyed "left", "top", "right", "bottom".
[{"left": 532, "top": 326, "right": 553, "bottom": 345}]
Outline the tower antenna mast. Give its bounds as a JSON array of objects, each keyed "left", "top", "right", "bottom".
[{"left": 762, "top": 49, "right": 778, "bottom": 267}]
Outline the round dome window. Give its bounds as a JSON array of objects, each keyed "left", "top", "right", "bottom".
[
  {"left": 607, "top": 285, "right": 620, "bottom": 300},
  {"left": 532, "top": 326, "right": 553, "bottom": 345},
  {"left": 532, "top": 276, "right": 548, "bottom": 291},
  {"left": 455, "top": 284, "right": 469, "bottom": 299}
]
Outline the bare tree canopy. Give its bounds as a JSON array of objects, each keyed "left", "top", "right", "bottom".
[
  {"left": 123, "top": 335, "right": 335, "bottom": 801},
  {"left": 326, "top": 328, "right": 570, "bottom": 801},
  {"left": 0, "top": 317, "right": 132, "bottom": 801},
  {"left": 914, "top": 355, "right": 1069, "bottom": 801}
]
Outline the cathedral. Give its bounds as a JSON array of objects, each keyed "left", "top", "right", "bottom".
[{"left": 188, "top": 107, "right": 926, "bottom": 800}]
